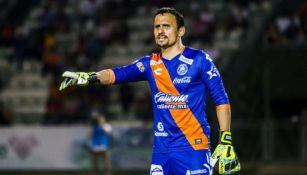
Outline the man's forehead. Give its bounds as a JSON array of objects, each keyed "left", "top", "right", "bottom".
[{"left": 154, "top": 13, "right": 176, "bottom": 24}]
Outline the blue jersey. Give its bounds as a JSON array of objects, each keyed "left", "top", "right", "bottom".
[
  {"left": 112, "top": 47, "right": 229, "bottom": 153},
  {"left": 91, "top": 125, "right": 110, "bottom": 148}
]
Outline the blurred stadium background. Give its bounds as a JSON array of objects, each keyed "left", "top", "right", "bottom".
[{"left": 0, "top": 0, "right": 306, "bottom": 174}]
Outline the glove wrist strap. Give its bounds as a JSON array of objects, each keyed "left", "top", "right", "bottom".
[
  {"left": 220, "top": 131, "right": 232, "bottom": 145},
  {"left": 88, "top": 73, "right": 100, "bottom": 84}
]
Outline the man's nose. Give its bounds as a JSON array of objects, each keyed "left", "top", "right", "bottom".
[{"left": 157, "top": 27, "right": 164, "bottom": 34}]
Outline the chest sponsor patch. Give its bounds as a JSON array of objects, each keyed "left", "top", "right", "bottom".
[
  {"left": 179, "top": 55, "right": 193, "bottom": 65},
  {"left": 155, "top": 122, "right": 168, "bottom": 137},
  {"left": 173, "top": 76, "right": 191, "bottom": 84},
  {"left": 154, "top": 92, "right": 189, "bottom": 109}
]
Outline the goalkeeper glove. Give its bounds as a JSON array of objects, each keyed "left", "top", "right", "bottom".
[
  {"left": 59, "top": 71, "right": 99, "bottom": 91},
  {"left": 210, "top": 131, "right": 241, "bottom": 174}
]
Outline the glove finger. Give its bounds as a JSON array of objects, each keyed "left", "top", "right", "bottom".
[
  {"left": 210, "top": 157, "right": 218, "bottom": 168},
  {"left": 229, "top": 161, "right": 241, "bottom": 174},
  {"left": 219, "top": 159, "right": 232, "bottom": 174},
  {"left": 62, "top": 71, "right": 78, "bottom": 79},
  {"left": 59, "top": 78, "right": 72, "bottom": 91},
  {"left": 220, "top": 155, "right": 241, "bottom": 174},
  {"left": 211, "top": 145, "right": 223, "bottom": 159},
  {"left": 210, "top": 150, "right": 219, "bottom": 166},
  {"left": 211, "top": 145, "right": 224, "bottom": 168},
  {"left": 219, "top": 159, "right": 225, "bottom": 174}
]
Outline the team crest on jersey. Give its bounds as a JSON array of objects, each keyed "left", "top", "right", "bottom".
[
  {"left": 136, "top": 62, "right": 145, "bottom": 72},
  {"left": 177, "top": 64, "right": 188, "bottom": 75}
]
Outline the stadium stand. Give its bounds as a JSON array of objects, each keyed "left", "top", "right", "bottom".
[{"left": 0, "top": 0, "right": 276, "bottom": 124}]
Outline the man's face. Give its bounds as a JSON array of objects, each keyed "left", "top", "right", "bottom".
[{"left": 154, "top": 13, "right": 181, "bottom": 49}]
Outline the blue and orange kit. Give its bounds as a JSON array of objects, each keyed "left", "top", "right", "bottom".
[{"left": 112, "top": 47, "right": 230, "bottom": 153}]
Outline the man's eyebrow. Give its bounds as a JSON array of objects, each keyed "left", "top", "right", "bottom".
[{"left": 155, "top": 24, "right": 171, "bottom": 27}]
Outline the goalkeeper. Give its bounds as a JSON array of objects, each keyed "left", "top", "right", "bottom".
[{"left": 60, "top": 7, "right": 240, "bottom": 175}]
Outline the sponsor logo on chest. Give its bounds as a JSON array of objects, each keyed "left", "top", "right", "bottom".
[
  {"left": 154, "top": 92, "right": 189, "bottom": 109},
  {"left": 155, "top": 122, "right": 168, "bottom": 137},
  {"left": 179, "top": 55, "right": 194, "bottom": 65},
  {"left": 154, "top": 92, "right": 188, "bottom": 103},
  {"left": 173, "top": 76, "right": 191, "bottom": 84}
]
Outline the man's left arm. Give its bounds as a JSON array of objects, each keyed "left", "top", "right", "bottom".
[
  {"left": 199, "top": 52, "right": 240, "bottom": 174},
  {"left": 211, "top": 106, "right": 241, "bottom": 174}
]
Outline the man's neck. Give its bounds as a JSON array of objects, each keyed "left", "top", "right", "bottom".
[{"left": 161, "top": 42, "right": 184, "bottom": 60}]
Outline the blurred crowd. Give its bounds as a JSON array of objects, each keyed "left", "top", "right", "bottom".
[
  {"left": 0, "top": 0, "right": 306, "bottom": 125},
  {"left": 263, "top": 1, "right": 307, "bottom": 46}
]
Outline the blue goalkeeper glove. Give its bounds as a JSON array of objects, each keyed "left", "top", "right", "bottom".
[
  {"left": 210, "top": 131, "right": 241, "bottom": 174},
  {"left": 59, "top": 71, "right": 98, "bottom": 91}
]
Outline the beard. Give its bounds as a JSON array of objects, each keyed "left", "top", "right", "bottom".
[{"left": 155, "top": 37, "right": 177, "bottom": 49}]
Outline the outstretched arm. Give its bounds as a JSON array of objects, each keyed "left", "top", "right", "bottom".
[
  {"left": 59, "top": 57, "right": 148, "bottom": 91},
  {"left": 96, "top": 69, "right": 115, "bottom": 85}
]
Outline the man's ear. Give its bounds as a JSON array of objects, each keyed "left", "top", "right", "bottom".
[{"left": 178, "top": 27, "right": 185, "bottom": 37}]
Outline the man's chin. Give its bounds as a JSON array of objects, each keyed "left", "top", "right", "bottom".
[
  {"left": 156, "top": 43, "right": 168, "bottom": 49},
  {"left": 157, "top": 44, "right": 176, "bottom": 50}
]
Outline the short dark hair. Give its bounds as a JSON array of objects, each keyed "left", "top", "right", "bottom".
[{"left": 155, "top": 7, "right": 184, "bottom": 29}]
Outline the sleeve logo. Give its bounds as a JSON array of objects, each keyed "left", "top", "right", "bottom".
[
  {"left": 136, "top": 62, "right": 145, "bottom": 72},
  {"left": 206, "top": 66, "right": 220, "bottom": 79}
]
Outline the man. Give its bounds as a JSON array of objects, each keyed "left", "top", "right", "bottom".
[
  {"left": 87, "top": 111, "right": 112, "bottom": 175},
  {"left": 60, "top": 7, "right": 240, "bottom": 175}
]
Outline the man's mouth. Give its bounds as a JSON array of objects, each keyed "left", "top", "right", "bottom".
[{"left": 157, "top": 35, "right": 167, "bottom": 42}]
